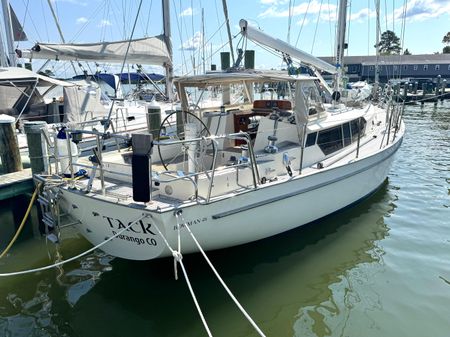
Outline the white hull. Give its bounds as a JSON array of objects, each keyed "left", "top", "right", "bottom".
[{"left": 60, "top": 134, "right": 402, "bottom": 260}]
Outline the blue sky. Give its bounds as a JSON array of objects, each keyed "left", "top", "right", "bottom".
[{"left": 8, "top": 0, "right": 450, "bottom": 76}]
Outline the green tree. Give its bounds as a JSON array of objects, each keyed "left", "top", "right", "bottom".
[
  {"left": 378, "top": 30, "right": 401, "bottom": 55},
  {"left": 442, "top": 32, "right": 450, "bottom": 44},
  {"left": 403, "top": 48, "right": 411, "bottom": 55},
  {"left": 443, "top": 32, "right": 450, "bottom": 53}
]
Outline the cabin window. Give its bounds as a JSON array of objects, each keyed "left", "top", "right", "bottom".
[
  {"left": 350, "top": 118, "right": 367, "bottom": 141},
  {"left": 343, "top": 123, "right": 351, "bottom": 146},
  {"left": 393, "top": 65, "right": 398, "bottom": 71},
  {"left": 403, "top": 65, "right": 408, "bottom": 70},
  {"left": 414, "top": 65, "right": 418, "bottom": 71},
  {"left": 305, "top": 132, "right": 317, "bottom": 147},
  {"left": 435, "top": 65, "right": 440, "bottom": 70},
  {"left": 317, "top": 126, "right": 343, "bottom": 155},
  {"left": 423, "top": 65, "right": 428, "bottom": 70}
]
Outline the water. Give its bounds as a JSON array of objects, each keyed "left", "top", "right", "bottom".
[{"left": 0, "top": 102, "right": 449, "bottom": 337}]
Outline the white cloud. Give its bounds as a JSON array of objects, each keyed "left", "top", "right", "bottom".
[
  {"left": 350, "top": 8, "right": 376, "bottom": 22},
  {"left": 258, "top": 0, "right": 336, "bottom": 19},
  {"left": 295, "top": 17, "right": 310, "bottom": 26},
  {"left": 180, "top": 32, "right": 203, "bottom": 51},
  {"left": 98, "top": 19, "right": 112, "bottom": 27},
  {"left": 180, "top": 7, "right": 197, "bottom": 17},
  {"left": 393, "top": 0, "right": 450, "bottom": 22},
  {"left": 76, "top": 17, "right": 88, "bottom": 25}
]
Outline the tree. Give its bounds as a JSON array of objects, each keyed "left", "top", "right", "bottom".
[
  {"left": 442, "top": 32, "right": 450, "bottom": 44},
  {"left": 403, "top": 48, "right": 411, "bottom": 55},
  {"left": 377, "top": 30, "right": 401, "bottom": 55},
  {"left": 442, "top": 32, "right": 450, "bottom": 53}
]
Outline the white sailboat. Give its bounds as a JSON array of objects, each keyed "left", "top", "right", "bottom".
[{"left": 34, "top": 3, "right": 405, "bottom": 261}]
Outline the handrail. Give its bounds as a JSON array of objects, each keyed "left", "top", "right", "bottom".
[{"left": 58, "top": 128, "right": 262, "bottom": 204}]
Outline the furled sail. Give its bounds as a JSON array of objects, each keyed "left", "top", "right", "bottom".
[
  {"left": 10, "top": 4, "right": 27, "bottom": 41},
  {"left": 18, "top": 35, "right": 171, "bottom": 65}
]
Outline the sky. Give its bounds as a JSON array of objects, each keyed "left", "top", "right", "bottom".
[{"left": 7, "top": 0, "right": 450, "bottom": 77}]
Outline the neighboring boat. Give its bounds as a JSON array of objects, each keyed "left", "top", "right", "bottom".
[{"left": 0, "top": 67, "right": 175, "bottom": 158}]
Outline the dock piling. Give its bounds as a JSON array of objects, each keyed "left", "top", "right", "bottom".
[
  {"left": 0, "top": 114, "right": 22, "bottom": 173},
  {"left": 23, "top": 121, "right": 49, "bottom": 175}
]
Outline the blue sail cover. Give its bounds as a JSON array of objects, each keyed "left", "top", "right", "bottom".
[
  {"left": 72, "top": 73, "right": 165, "bottom": 90},
  {"left": 118, "top": 72, "right": 165, "bottom": 83}
]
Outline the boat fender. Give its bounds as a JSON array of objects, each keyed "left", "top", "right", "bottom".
[{"left": 56, "top": 127, "right": 79, "bottom": 174}]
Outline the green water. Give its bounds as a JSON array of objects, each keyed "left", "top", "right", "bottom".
[{"left": 0, "top": 102, "right": 449, "bottom": 337}]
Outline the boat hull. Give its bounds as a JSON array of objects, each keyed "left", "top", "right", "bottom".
[{"left": 61, "top": 135, "right": 403, "bottom": 260}]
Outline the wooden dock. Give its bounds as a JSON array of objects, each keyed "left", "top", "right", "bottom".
[{"left": 0, "top": 168, "right": 33, "bottom": 201}]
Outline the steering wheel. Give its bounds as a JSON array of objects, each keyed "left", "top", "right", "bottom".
[{"left": 156, "top": 110, "right": 215, "bottom": 172}]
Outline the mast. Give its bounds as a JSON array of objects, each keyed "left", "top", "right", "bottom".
[
  {"left": 0, "top": 20, "right": 8, "bottom": 66},
  {"left": 202, "top": 8, "right": 206, "bottom": 74},
  {"left": 373, "top": 0, "right": 381, "bottom": 99},
  {"left": 334, "top": 0, "right": 348, "bottom": 93},
  {"left": 1, "top": 0, "right": 16, "bottom": 66},
  {"left": 162, "top": 0, "right": 174, "bottom": 100},
  {"left": 222, "top": 0, "right": 235, "bottom": 65}
]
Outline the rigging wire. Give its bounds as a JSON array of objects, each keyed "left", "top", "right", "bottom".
[
  {"left": 16, "top": 0, "right": 30, "bottom": 49},
  {"left": 40, "top": 0, "right": 50, "bottom": 41},
  {"left": 328, "top": 0, "right": 334, "bottom": 57},
  {"left": 310, "top": 0, "right": 323, "bottom": 54},
  {"left": 287, "top": 0, "right": 294, "bottom": 44},
  {"left": 104, "top": 0, "right": 144, "bottom": 129},
  {"left": 172, "top": 0, "right": 189, "bottom": 75},
  {"left": 214, "top": 0, "right": 225, "bottom": 49},
  {"left": 294, "top": 0, "right": 312, "bottom": 47},
  {"left": 21, "top": 0, "right": 42, "bottom": 41},
  {"left": 392, "top": 0, "right": 395, "bottom": 33},
  {"left": 367, "top": 0, "right": 370, "bottom": 56},
  {"left": 144, "top": 0, "right": 153, "bottom": 36},
  {"left": 384, "top": 0, "right": 388, "bottom": 32},
  {"left": 70, "top": 1, "right": 107, "bottom": 42},
  {"left": 397, "top": 0, "right": 408, "bottom": 79}
]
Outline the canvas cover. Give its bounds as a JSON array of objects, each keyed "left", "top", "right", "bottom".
[
  {"left": 63, "top": 85, "right": 108, "bottom": 123},
  {"left": 22, "top": 36, "right": 170, "bottom": 65},
  {"left": 0, "top": 67, "right": 73, "bottom": 87}
]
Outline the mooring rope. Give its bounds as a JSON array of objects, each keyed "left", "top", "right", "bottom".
[
  {"left": 176, "top": 211, "right": 266, "bottom": 337},
  {"left": 0, "top": 214, "right": 148, "bottom": 277},
  {"left": 151, "top": 217, "right": 213, "bottom": 337}
]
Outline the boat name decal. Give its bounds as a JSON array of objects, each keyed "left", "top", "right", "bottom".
[
  {"left": 173, "top": 217, "right": 207, "bottom": 230},
  {"left": 103, "top": 215, "right": 158, "bottom": 246},
  {"left": 103, "top": 215, "right": 157, "bottom": 235}
]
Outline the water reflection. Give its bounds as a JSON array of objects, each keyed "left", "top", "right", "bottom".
[
  {"left": 0, "top": 182, "right": 394, "bottom": 337},
  {"left": 38, "top": 183, "right": 393, "bottom": 337}
]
